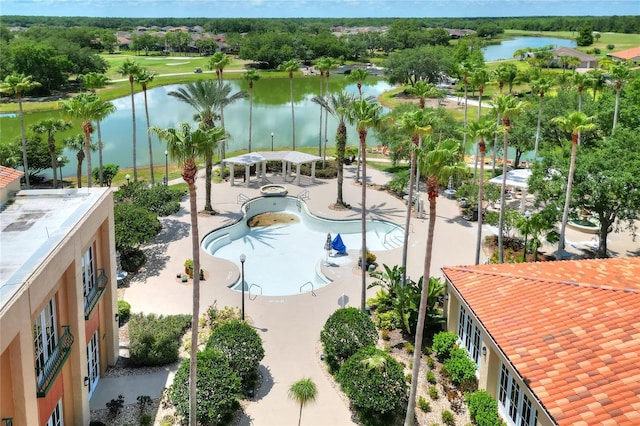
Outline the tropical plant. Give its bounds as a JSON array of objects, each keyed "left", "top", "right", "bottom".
[
  {"left": 347, "top": 67, "right": 370, "bottom": 99},
  {"left": 550, "top": 111, "right": 596, "bottom": 258},
  {"left": 242, "top": 69, "right": 261, "bottom": 152},
  {"left": 609, "top": 62, "right": 631, "bottom": 134},
  {"left": 279, "top": 59, "right": 301, "bottom": 150},
  {"left": 432, "top": 331, "right": 458, "bottom": 361},
  {"left": 0, "top": 73, "right": 41, "bottom": 188},
  {"left": 465, "top": 390, "right": 501, "bottom": 426},
  {"left": 62, "top": 134, "right": 89, "bottom": 187},
  {"left": 208, "top": 52, "right": 232, "bottom": 160},
  {"left": 369, "top": 264, "right": 422, "bottom": 334},
  {"left": 30, "top": 119, "right": 72, "bottom": 188},
  {"left": 81, "top": 72, "right": 113, "bottom": 186},
  {"left": 136, "top": 68, "right": 158, "bottom": 184},
  {"left": 471, "top": 67, "right": 490, "bottom": 181},
  {"left": 493, "top": 63, "right": 518, "bottom": 94},
  {"left": 288, "top": 378, "right": 317, "bottom": 426},
  {"left": 530, "top": 75, "right": 552, "bottom": 160},
  {"left": 149, "top": 122, "right": 216, "bottom": 426},
  {"left": 442, "top": 347, "right": 477, "bottom": 386},
  {"left": 117, "top": 59, "right": 142, "bottom": 181}
]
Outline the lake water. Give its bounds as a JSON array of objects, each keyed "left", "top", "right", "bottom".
[
  {"left": 483, "top": 36, "right": 577, "bottom": 62},
  {"left": 1, "top": 77, "right": 393, "bottom": 177}
]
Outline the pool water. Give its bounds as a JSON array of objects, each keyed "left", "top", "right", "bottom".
[{"left": 202, "top": 196, "right": 404, "bottom": 296}]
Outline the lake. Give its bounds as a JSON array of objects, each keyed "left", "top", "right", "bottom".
[{"left": 483, "top": 36, "right": 577, "bottom": 62}]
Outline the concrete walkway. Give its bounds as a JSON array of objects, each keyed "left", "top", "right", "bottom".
[{"left": 92, "top": 161, "right": 638, "bottom": 424}]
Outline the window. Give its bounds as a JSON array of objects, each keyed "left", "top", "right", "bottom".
[
  {"left": 498, "top": 363, "right": 538, "bottom": 426},
  {"left": 458, "top": 306, "right": 482, "bottom": 366},
  {"left": 34, "top": 298, "right": 58, "bottom": 383},
  {"left": 82, "top": 246, "right": 95, "bottom": 306},
  {"left": 46, "top": 398, "right": 63, "bottom": 426}
]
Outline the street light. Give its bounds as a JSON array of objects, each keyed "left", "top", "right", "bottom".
[
  {"left": 164, "top": 150, "right": 169, "bottom": 186},
  {"left": 125, "top": 174, "right": 130, "bottom": 185},
  {"left": 239, "top": 254, "right": 246, "bottom": 321},
  {"left": 57, "top": 156, "right": 63, "bottom": 189},
  {"left": 523, "top": 210, "right": 532, "bottom": 262},
  {"left": 270, "top": 132, "right": 274, "bottom": 151}
]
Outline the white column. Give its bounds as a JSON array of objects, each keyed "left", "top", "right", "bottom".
[
  {"left": 311, "top": 162, "right": 316, "bottom": 183},
  {"left": 282, "top": 161, "right": 286, "bottom": 178},
  {"left": 245, "top": 165, "right": 251, "bottom": 188},
  {"left": 295, "top": 164, "right": 301, "bottom": 185},
  {"left": 229, "top": 163, "right": 235, "bottom": 186},
  {"left": 261, "top": 162, "right": 267, "bottom": 183}
]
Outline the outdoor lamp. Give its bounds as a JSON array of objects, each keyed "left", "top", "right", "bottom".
[
  {"left": 271, "top": 132, "right": 274, "bottom": 151},
  {"left": 125, "top": 174, "right": 130, "bottom": 185},
  {"left": 57, "top": 156, "right": 63, "bottom": 188}
]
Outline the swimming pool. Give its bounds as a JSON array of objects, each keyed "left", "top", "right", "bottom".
[{"left": 202, "top": 196, "right": 404, "bottom": 296}]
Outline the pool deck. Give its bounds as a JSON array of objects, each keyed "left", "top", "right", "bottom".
[{"left": 113, "top": 161, "right": 638, "bottom": 425}]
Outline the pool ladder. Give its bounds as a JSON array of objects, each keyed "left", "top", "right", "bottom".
[
  {"left": 249, "top": 283, "right": 262, "bottom": 300},
  {"left": 237, "top": 193, "right": 249, "bottom": 203},
  {"left": 300, "top": 281, "right": 316, "bottom": 296}
]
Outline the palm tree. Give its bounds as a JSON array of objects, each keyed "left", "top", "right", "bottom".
[
  {"left": 347, "top": 67, "right": 370, "bottom": 99},
  {"left": 149, "top": 122, "right": 216, "bottom": 426},
  {"left": 61, "top": 93, "right": 103, "bottom": 188},
  {"left": 455, "top": 62, "right": 472, "bottom": 173},
  {"left": 531, "top": 75, "right": 552, "bottom": 160},
  {"left": 288, "top": 378, "right": 317, "bottom": 426},
  {"left": 208, "top": 52, "right": 232, "bottom": 160},
  {"left": 407, "top": 81, "right": 440, "bottom": 195},
  {"left": 586, "top": 69, "right": 605, "bottom": 100},
  {"left": 135, "top": 68, "right": 158, "bottom": 184},
  {"left": 609, "top": 62, "right": 631, "bottom": 134},
  {"left": 314, "top": 58, "right": 332, "bottom": 157},
  {"left": 550, "top": 112, "right": 596, "bottom": 259},
  {"left": 466, "top": 118, "right": 500, "bottom": 265},
  {"left": 242, "top": 69, "right": 261, "bottom": 152},
  {"left": 491, "top": 94, "right": 527, "bottom": 263},
  {"left": 30, "top": 119, "right": 72, "bottom": 188},
  {"left": 322, "top": 58, "right": 339, "bottom": 162},
  {"left": 279, "top": 59, "right": 301, "bottom": 150},
  {"left": 312, "top": 91, "right": 356, "bottom": 208},
  {"left": 117, "top": 59, "right": 142, "bottom": 181},
  {"left": 81, "top": 72, "right": 114, "bottom": 186},
  {"left": 63, "top": 133, "right": 95, "bottom": 188},
  {"left": 471, "top": 68, "right": 490, "bottom": 181},
  {"left": 572, "top": 72, "right": 590, "bottom": 113},
  {"left": 405, "top": 136, "right": 465, "bottom": 425},
  {"left": 0, "top": 73, "right": 41, "bottom": 188},
  {"left": 350, "top": 98, "right": 383, "bottom": 312},
  {"left": 493, "top": 63, "right": 518, "bottom": 94}
]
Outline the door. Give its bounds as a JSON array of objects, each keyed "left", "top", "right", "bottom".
[{"left": 86, "top": 330, "right": 100, "bottom": 398}]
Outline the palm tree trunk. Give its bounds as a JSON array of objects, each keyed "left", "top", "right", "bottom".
[
  {"left": 318, "top": 73, "right": 323, "bottom": 157},
  {"left": 298, "top": 403, "right": 303, "bottom": 426},
  {"left": 323, "top": 73, "right": 330, "bottom": 165},
  {"left": 473, "top": 89, "right": 483, "bottom": 182},
  {"left": 144, "top": 88, "right": 155, "bottom": 185},
  {"left": 76, "top": 152, "right": 84, "bottom": 188},
  {"left": 557, "top": 138, "right": 578, "bottom": 258},
  {"left": 97, "top": 121, "right": 104, "bottom": 186},
  {"left": 248, "top": 87, "right": 254, "bottom": 152},
  {"left": 290, "top": 74, "right": 296, "bottom": 150},
  {"left": 360, "top": 131, "right": 368, "bottom": 312},
  {"left": 401, "top": 148, "right": 416, "bottom": 284},
  {"left": 612, "top": 89, "right": 620, "bottom": 134},
  {"left": 187, "top": 170, "right": 201, "bottom": 426},
  {"left": 405, "top": 175, "right": 438, "bottom": 426},
  {"left": 48, "top": 137, "right": 58, "bottom": 188},
  {"left": 336, "top": 122, "right": 346, "bottom": 207},
  {"left": 492, "top": 113, "right": 501, "bottom": 175},
  {"left": 204, "top": 157, "right": 213, "bottom": 211},
  {"left": 18, "top": 96, "right": 30, "bottom": 189},
  {"left": 130, "top": 79, "right": 138, "bottom": 181},
  {"left": 534, "top": 96, "right": 543, "bottom": 160},
  {"left": 85, "top": 130, "right": 93, "bottom": 188},
  {"left": 462, "top": 83, "right": 468, "bottom": 168},
  {"left": 475, "top": 144, "right": 486, "bottom": 265},
  {"left": 498, "top": 131, "right": 509, "bottom": 263}
]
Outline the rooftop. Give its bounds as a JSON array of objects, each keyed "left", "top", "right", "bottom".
[
  {"left": 0, "top": 188, "right": 111, "bottom": 311},
  {"left": 608, "top": 46, "right": 640, "bottom": 60},
  {"left": 443, "top": 257, "right": 640, "bottom": 426}
]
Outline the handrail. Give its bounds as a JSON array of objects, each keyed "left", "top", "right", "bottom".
[
  {"left": 36, "top": 325, "right": 74, "bottom": 397},
  {"left": 300, "top": 281, "right": 316, "bottom": 296},
  {"left": 249, "top": 283, "right": 262, "bottom": 300},
  {"left": 84, "top": 269, "right": 108, "bottom": 320},
  {"left": 237, "top": 193, "right": 249, "bottom": 203},
  {"left": 297, "top": 189, "right": 309, "bottom": 200},
  {"left": 383, "top": 225, "right": 406, "bottom": 246}
]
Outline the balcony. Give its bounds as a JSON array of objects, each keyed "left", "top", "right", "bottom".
[
  {"left": 2, "top": 419, "right": 13, "bottom": 426},
  {"left": 36, "top": 325, "right": 74, "bottom": 398},
  {"left": 84, "top": 269, "right": 108, "bottom": 320}
]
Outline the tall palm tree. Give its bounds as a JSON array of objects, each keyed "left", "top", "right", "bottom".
[
  {"left": 350, "top": 98, "right": 383, "bottom": 312},
  {"left": 609, "top": 62, "right": 631, "bottom": 134},
  {"left": 135, "top": 68, "right": 158, "bottom": 184},
  {"left": 550, "top": 112, "right": 596, "bottom": 259},
  {"left": 466, "top": 118, "right": 500, "bottom": 265},
  {"left": 347, "top": 67, "right": 371, "bottom": 181},
  {"left": 315, "top": 57, "right": 332, "bottom": 157},
  {"left": 572, "top": 72, "right": 590, "bottom": 113},
  {"left": 117, "top": 59, "right": 142, "bottom": 181},
  {"left": 471, "top": 68, "right": 490, "bottom": 181},
  {"left": 0, "top": 73, "right": 41, "bottom": 189},
  {"left": 322, "top": 58, "right": 339, "bottom": 163},
  {"left": 62, "top": 133, "right": 95, "bottom": 188},
  {"left": 586, "top": 69, "right": 605, "bottom": 100},
  {"left": 408, "top": 81, "right": 440, "bottom": 191},
  {"left": 279, "top": 59, "right": 301, "bottom": 150},
  {"left": 492, "top": 63, "right": 518, "bottom": 94},
  {"left": 30, "top": 119, "right": 72, "bottom": 189},
  {"left": 91, "top": 98, "right": 117, "bottom": 186},
  {"left": 491, "top": 94, "right": 527, "bottom": 263},
  {"left": 149, "top": 122, "right": 216, "bottom": 426},
  {"left": 455, "top": 62, "right": 472, "bottom": 174},
  {"left": 405, "top": 136, "right": 465, "bottom": 425},
  {"left": 531, "top": 75, "right": 552, "bottom": 160},
  {"left": 81, "top": 72, "right": 113, "bottom": 186},
  {"left": 288, "top": 378, "right": 317, "bottom": 426},
  {"left": 242, "top": 69, "right": 261, "bottom": 152},
  {"left": 209, "top": 52, "right": 232, "bottom": 160},
  {"left": 312, "top": 91, "right": 356, "bottom": 208},
  {"left": 61, "top": 93, "right": 103, "bottom": 188}
]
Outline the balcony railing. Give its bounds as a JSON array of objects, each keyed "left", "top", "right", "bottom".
[
  {"left": 2, "top": 418, "right": 13, "bottom": 426},
  {"left": 84, "top": 269, "right": 108, "bottom": 320},
  {"left": 36, "top": 325, "right": 74, "bottom": 398}
]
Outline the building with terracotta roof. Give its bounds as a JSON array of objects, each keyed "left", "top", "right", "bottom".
[
  {"left": 608, "top": 46, "right": 640, "bottom": 65},
  {"left": 0, "top": 165, "right": 23, "bottom": 206},
  {"left": 442, "top": 257, "right": 640, "bottom": 426},
  {"left": 0, "top": 186, "right": 119, "bottom": 424}
]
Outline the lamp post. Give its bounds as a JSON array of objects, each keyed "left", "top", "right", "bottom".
[
  {"left": 125, "top": 174, "right": 130, "bottom": 185},
  {"left": 164, "top": 150, "right": 169, "bottom": 186},
  {"left": 57, "top": 156, "right": 63, "bottom": 188},
  {"left": 523, "top": 210, "right": 532, "bottom": 262},
  {"left": 240, "top": 254, "right": 246, "bottom": 321},
  {"left": 271, "top": 132, "right": 274, "bottom": 151}
]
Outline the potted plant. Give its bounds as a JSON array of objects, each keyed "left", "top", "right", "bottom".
[
  {"left": 358, "top": 251, "right": 378, "bottom": 270},
  {"left": 184, "top": 259, "right": 194, "bottom": 278}
]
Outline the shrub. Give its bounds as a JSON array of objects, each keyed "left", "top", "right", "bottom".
[
  {"left": 432, "top": 331, "right": 458, "bottom": 361},
  {"left": 426, "top": 357, "right": 435, "bottom": 369},
  {"left": 404, "top": 342, "right": 414, "bottom": 354},
  {"left": 119, "top": 247, "right": 146, "bottom": 273},
  {"left": 114, "top": 180, "right": 183, "bottom": 216},
  {"left": 442, "top": 348, "right": 477, "bottom": 386},
  {"left": 205, "top": 304, "right": 241, "bottom": 329},
  {"left": 465, "top": 390, "right": 501, "bottom": 426},
  {"left": 320, "top": 307, "right": 377, "bottom": 373},
  {"left": 375, "top": 310, "right": 401, "bottom": 330},
  {"left": 381, "top": 329, "right": 390, "bottom": 340},
  {"left": 128, "top": 313, "right": 191, "bottom": 366},
  {"left": 442, "top": 410, "right": 455, "bottom": 426},
  {"left": 139, "top": 413, "right": 152, "bottom": 426},
  {"left": 106, "top": 394, "right": 124, "bottom": 419},
  {"left": 405, "top": 373, "right": 412, "bottom": 383},
  {"left": 427, "top": 370, "right": 437, "bottom": 384},
  {"left": 117, "top": 300, "right": 131, "bottom": 326},
  {"left": 428, "top": 385, "right": 439, "bottom": 400},
  {"left": 336, "top": 346, "right": 407, "bottom": 424},
  {"left": 170, "top": 349, "right": 242, "bottom": 424},
  {"left": 418, "top": 396, "right": 431, "bottom": 412},
  {"left": 206, "top": 320, "right": 265, "bottom": 388}
]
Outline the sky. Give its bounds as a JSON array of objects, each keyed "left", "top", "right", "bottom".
[{"left": 0, "top": 0, "right": 638, "bottom": 19}]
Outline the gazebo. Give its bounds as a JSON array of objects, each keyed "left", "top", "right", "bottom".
[
  {"left": 488, "top": 168, "right": 532, "bottom": 212},
  {"left": 223, "top": 151, "right": 322, "bottom": 187}
]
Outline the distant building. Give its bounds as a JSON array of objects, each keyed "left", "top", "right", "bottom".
[
  {"left": 552, "top": 47, "right": 598, "bottom": 69},
  {"left": 608, "top": 46, "right": 640, "bottom": 65},
  {"left": 0, "top": 174, "right": 119, "bottom": 425},
  {"left": 443, "top": 257, "right": 640, "bottom": 426}
]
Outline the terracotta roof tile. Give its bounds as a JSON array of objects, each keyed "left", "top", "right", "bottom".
[
  {"left": 0, "top": 166, "right": 23, "bottom": 189},
  {"left": 443, "top": 257, "right": 640, "bottom": 426}
]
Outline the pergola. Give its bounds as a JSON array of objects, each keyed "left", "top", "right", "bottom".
[
  {"left": 488, "top": 168, "right": 532, "bottom": 212},
  {"left": 223, "top": 151, "right": 322, "bottom": 187}
]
